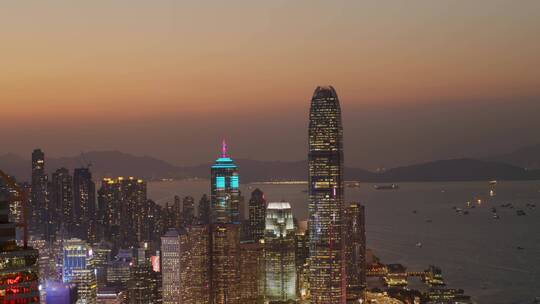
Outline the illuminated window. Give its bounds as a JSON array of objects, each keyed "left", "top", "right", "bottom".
[
  {"left": 231, "top": 175, "right": 239, "bottom": 189},
  {"left": 216, "top": 176, "right": 225, "bottom": 189}
]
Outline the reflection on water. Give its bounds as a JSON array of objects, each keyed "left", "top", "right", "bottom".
[{"left": 148, "top": 179, "right": 540, "bottom": 304}]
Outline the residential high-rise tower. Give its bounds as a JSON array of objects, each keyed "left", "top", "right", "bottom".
[
  {"left": 31, "top": 149, "right": 48, "bottom": 238},
  {"left": 50, "top": 168, "right": 73, "bottom": 237},
  {"left": 73, "top": 168, "right": 96, "bottom": 242}
]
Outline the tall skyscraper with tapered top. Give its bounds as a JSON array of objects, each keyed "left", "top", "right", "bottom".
[{"left": 308, "top": 86, "right": 346, "bottom": 303}]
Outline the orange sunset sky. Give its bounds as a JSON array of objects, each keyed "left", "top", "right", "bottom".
[{"left": 1, "top": 1, "right": 539, "bottom": 168}]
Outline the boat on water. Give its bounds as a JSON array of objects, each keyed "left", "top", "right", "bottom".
[
  {"left": 493, "top": 214, "right": 500, "bottom": 219},
  {"left": 489, "top": 180, "right": 498, "bottom": 185},
  {"left": 416, "top": 242, "right": 423, "bottom": 248},
  {"left": 374, "top": 184, "right": 399, "bottom": 190}
]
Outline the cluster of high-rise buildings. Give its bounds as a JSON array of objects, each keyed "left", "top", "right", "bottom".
[
  {"left": 1, "top": 86, "right": 368, "bottom": 304},
  {"left": 157, "top": 86, "right": 367, "bottom": 304}
]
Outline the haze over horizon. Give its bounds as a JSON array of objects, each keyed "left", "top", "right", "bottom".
[{"left": 2, "top": 1, "right": 539, "bottom": 169}]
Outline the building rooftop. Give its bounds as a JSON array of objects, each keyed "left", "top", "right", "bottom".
[{"left": 267, "top": 202, "right": 291, "bottom": 210}]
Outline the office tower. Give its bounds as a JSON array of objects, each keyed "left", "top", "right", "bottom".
[
  {"left": 50, "top": 168, "right": 74, "bottom": 237},
  {"left": 127, "top": 262, "right": 160, "bottom": 304},
  {"left": 31, "top": 149, "right": 49, "bottom": 237},
  {"left": 32, "top": 239, "right": 58, "bottom": 284},
  {"left": 97, "top": 177, "right": 147, "bottom": 249},
  {"left": 344, "top": 203, "right": 366, "bottom": 301},
  {"left": 92, "top": 241, "right": 112, "bottom": 288},
  {"left": 295, "top": 220, "right": 309, "bottom": 268},
  {"left": 210, "top": 140, "right": 240, "bottom": 224},
  {"left": 160, "top": 229, "right": 189, "bottom": 304},
  {"left": 173, "top": 195, "right": 182, "bottom": 229},
  {"left": 187, "top": 225, "right": 210, "bottom": 304},
  {"left": 210, "top": 224, "right": 241, "bottom": 304},
  {"left": 182, "top": 196, "right": 195, "bottom": 227},
  {"left": 248, "top": 188, "right": 266, "bottom": 242},
  {"left": 145, "top": 200, "right": 166, "bottom": 250},
  {"left": 164, "top": 202, "right": 175, "bottom": 229},
  {"left": 308, "top": 86, "right": 346, "bottom": 303},
  {"left": 207, "top": 141, "right": 243, "bottom": 304},
  {"left": 0, "top": 192, "right": 41, "bottom": 303},
  {"left": 264, "top": 202, "right": 297, "bottom": 302},
  {"left": 0, "top": 178, "right": 24, "bottom": 231},
  {"left": 106, "top": 255, "right": 132, "bottom": 289},
  {"left": 238, "top": 193, "right": 246, "bottom": 222},
  {"left": 239, "top": 241, "right": 264, "bottom": 304},
  {"left": 62, "top": 238, "right": 97, "bottom": 304},
  {"left": 197, "top": 194, "right": 210, "bottom": 225},
  {"left": 73, "top": 168, "right": 96, "bottom": 242}
]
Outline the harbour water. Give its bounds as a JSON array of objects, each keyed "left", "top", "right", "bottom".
[{"left": 148, "top": 179, "right": 540, "bottom": 303}]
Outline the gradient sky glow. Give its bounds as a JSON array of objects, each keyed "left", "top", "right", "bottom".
[{"left": 1, "top": 1, "right": 540, "bottom": 168}]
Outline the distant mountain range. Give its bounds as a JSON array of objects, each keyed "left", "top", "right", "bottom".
[
  {"left": 484, "top": 143, "right": 540, "bottom": 170},
  {"left": 1, "top": 144, "right": 540, "bottom": 183}
]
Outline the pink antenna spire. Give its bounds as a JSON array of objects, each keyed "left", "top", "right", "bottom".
[{"left": 221, "top": 138, "right": 228, "bottom": 158}]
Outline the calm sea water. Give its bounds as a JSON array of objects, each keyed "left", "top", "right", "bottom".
[{"left": 148, "top": 179, "right": 540, "bottom": 304}]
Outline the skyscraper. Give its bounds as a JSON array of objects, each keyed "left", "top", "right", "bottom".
[
  {"left": 62, "top": 238, "right": 97, "bottom": 304},
  {"left": 31, "top": 149, "right": 48, "bottom": 238},
  {"left": 97, "top": 177, "right": 147, "bottom": 249},
  {"left": 187, "top": 225, "right": 210, "bottom": 304},
  {"left": 73, "top": 168, "right": 96, "bottom": 242},
  {"left": 264, "top": 202, "right": 297, "bottom": 302},
  {"left": 208, "top": 141, "right": 242, "bottom": 304},
  {"left": 50, "top": 168, "right": 73, "bottom": 237},
  {"left": 248, "top": 188, "right": 266, "bottom": 242},
  {"left": 210, "top": 224, "right": 241, "bottom": 304},
  {"left": 173, "top": 195, "right": 182, "bottom": 229},
  {"left": 210, "top": 140, "right": 240, "bottom": 224},
  {"left": 344, "top": 203, "right": 366, "bottom": 301},
  {"left": 308, "top": 86, "right": 346, "bottom": 303},
  {"left": 127, "top": 259, "right": 160, "bottom": 304},
  {"left": 160, "top": 229, "right": 189, "bottom": 304},
  {"left": 0, "top": 192, "right": 40, "bottom": 303},
  {"left": 239, "top": 240, "right": 264, "bottom": 304},
  {"left": 182, "top": 196, "right": 195, "bottom": 227},
  {"left": 197, "top": 194, "right": 210, "bottom": 225}
]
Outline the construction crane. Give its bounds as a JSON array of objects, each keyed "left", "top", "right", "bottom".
[
  {"left": 80, "top": 151, "right": 93, "bottom": 170},
  {"left": 0, "top": 169, "right": 29, "bottom": 248}
]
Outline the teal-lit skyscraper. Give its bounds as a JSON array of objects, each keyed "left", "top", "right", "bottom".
[
  {"left": 210, "top": 140, "right": 240, "bottom": 224},
  {"left": 209, "top": 140, "right": 242, "bottom": 304}
]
